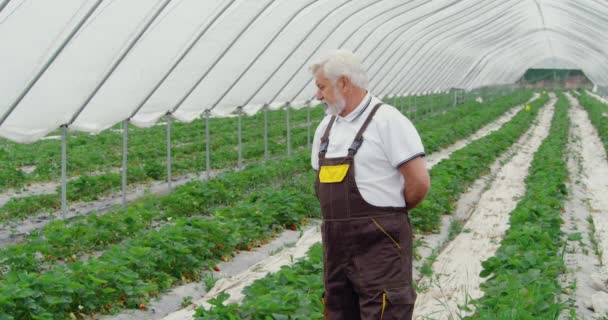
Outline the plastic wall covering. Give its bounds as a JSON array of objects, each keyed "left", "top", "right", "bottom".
[{"left": 1, "top": 0, "right": 606, "bottom": 143}]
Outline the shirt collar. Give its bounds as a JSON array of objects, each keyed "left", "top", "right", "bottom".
[{"left": 337, "top": 92, "right": 372, "bottom": 123}]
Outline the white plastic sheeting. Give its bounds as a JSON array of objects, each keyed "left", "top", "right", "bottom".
[{"left": 1, "top": 0, "right": 607, "bottom": 143}]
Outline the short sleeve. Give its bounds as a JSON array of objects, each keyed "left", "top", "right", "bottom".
[{"left": 376, "top": 106, "right": 425, "bottom": 168}]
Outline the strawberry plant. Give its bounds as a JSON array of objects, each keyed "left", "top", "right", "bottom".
[
  {"left": 195, "top": 244, "right": 324, "bottom": 319},
  {"left": 467, "top": 92, "right": 570, "bottom": 319},
  {"left": 410, "top": 93, "right": 548, "bottom": 232},
  {"left": 577, "top": 92, "right": 608, "bottom": 152}
]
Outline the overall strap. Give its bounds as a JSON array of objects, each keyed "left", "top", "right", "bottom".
[
  {"left": 318, "top": 116, "right": 336, "bottom": 159},
  {"left": 347, "top": 103, "right": 383, "bottom": 157}
]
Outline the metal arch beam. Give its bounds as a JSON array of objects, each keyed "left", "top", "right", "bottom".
[
  {"left": 240, "top": 0, "right": 353, "bottom": 107},
  {"left": 351, "top": 0, "right": 431, "bottom": 56},
  {"left": 381, "top": 1, "right": 523, "bottom": 96},
  {"left": 265, "top": 0, "right": 366, "bottom": 103},
  {"left": 281, "top": 0, "right": 418, "bottom": 103},
  {"left": 244, "top": 0, "right": 419, "bottom": 107},
  {"left": 402, "top": 3, "right": 526, "bottom": 94},
  {"left": 372, "top": 0, "right": 513, "bottom": 95},
  {"left": 205, "top": 0, "right": 319, "bottom": 112},
  {"left": 547, "top": 43, "right": 608, "bottom": 84},
  {"left": 286, "top": 0, "right": 449, "bottom": 103},
  {"left": 536, "top": 34, "right": 606, "bottom": 83},
  {"left": 0, "top": 0, "right": 104, "bottom": 129},
  {"left": 399, "top": 9, "right": 526, "bottom": 94},
  {"left": 170, "top": 0, "right": 276, "bottom": 114},
  {"left": 481, "top": 46, "right": 577, "bottom": 87},
  {"left": 556, "top": 0, "right": 608, "bottom": 26},
  {"left": 456, "top": 28, "right": 536, "bottom": 88},
  {"left": 505, "top": 49, "right": 588, "bottom": 86},
  {"left": 421, "top": 57, "right": 467, "bottom": 93},
  {"left": 0, "top": 0, "right": 10, "bottom": 14},
  {"left": 355, "top": 0, "right": 447, "bottom": 74},
  {"left": 357, "top": 1, "right": 465, "bottom": 94},
  {"left": 413, "top": 13, "right": 527, "bottom": 93},
  {"left": 554, "top": 5, "right": 608, "bottom": 37},
  {"left": 380, "top": 2, "right": 525, "bottom": 94},
  {"left": 499, "top": 44, "right": 600, "bottom": 87},
  {"left": 461, "top": 34, "right": 543, "bottom": 89},
  {"left": 473, "top": 29, "right": 607, "bottom": 87},
  {"left": 468, "top": 38, "right": 548, "bottom": 89},
  {"left": 464, "top": 26, "right": 608, "bottom": 88},
  {"left": 128, "top": 0, "right": 236, "bottom": 120},
  {"left": 552, "top": 23, "right": 607, "bottom": 56},
  {"left": 68, "top": 0, "right": 172, "bottom": 126},
  {"left": 366, "top": 0, "right": 491, "bottom": 89},
  {"left": 416, "top": 53, "right": 473, "bottom": 95},
  {"left": 422, "top": 53, "right": 485, "bottom": 94},
  {"left": 320, "top": 2, "right": 455, "bottom": 99},
  {"left": 458, "top": 29, "right": 544, "bottom": 89},
  {"left": 362, "top": 1, "right": 456, "bottom": 95}
]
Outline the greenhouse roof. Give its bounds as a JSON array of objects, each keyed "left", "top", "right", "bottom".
[{"left": 1, "top": 0, "right": 607, "bottom": 143}]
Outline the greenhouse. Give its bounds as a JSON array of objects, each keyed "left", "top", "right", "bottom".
[{"left": 1, "top": 0, "right": 607, "bottom": 319}]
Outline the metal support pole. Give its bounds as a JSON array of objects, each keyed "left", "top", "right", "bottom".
[
  {"left": 306, "top": 101, "right": 311, "bottom": 150},
  {"left": 414, "top": 95, "right": 418, "bottom": 119},
  {"left": 453, "top": 90, "right": 457, "bottom": 108},
  {"left": 121, "top": 120, "right": 128, "bottom": 209},
  {"left": 237, "top": 107, "right": 243, "bottom": 169},
  {"left": 286, "top": 102, "right": 291, "bottom": 157},
  {"left": 264, "top": 104, "right": 269, "bottom": 162},
  {"left": 61, "top": 125, "right": 67, "bottom": 220},
  {"left": 166, "top": 114, "right": 172, "bottom": 190},
  {"left": 399, "top": 95, "right": 403, "bottom": 113},
  {"left": 408, "top": 95, "right": 412, "bottom": 118},
  {"left": 205, "top": 110, "right": 210, "bottom": 179}
]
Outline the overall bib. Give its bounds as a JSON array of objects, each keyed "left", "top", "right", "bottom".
[{"left": 315, "top": 103, "right": 416, "bottom": 320}]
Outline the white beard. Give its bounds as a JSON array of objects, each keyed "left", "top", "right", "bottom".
[{"left": 325, "top": 90, "right": 346, "bottom": 116}]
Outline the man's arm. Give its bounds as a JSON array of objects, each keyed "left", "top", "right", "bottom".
[{"left": 398, "top": 157, "right": 430, "bottom": 210}]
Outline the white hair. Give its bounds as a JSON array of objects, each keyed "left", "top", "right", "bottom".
[{"left": 310, "top": 49, "right": 369, "bottom": 89}]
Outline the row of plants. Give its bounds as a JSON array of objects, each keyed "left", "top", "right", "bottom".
[
  {"left": 0, "top": 171, "right": 320, "bottom": 319},
  {"left": 467, "top": 92, "right": 570, "bottom": 318},
  {"left": 414, "top": 92, "right": 533, "bottom": 154},
  {"left": 0, "top": 91, "right": 535, "bottom": 318},
  {"left": 409, "top": 93, "right": 548, "bottom": 232},
  {"left": 0, "top": 154, "right": 311, "bottom": 275},
  {"left": 0, "top": 91, "right": 533, "bottom": 222},
  {"left": 193, "top": 93, "right": 549, "bottom": 318},
  {"left": 0, "top": 111, "right": 317, "bottom": 221},
  {"left": 0, "top": 89, "right": 536, "bottom": 264},
  {"left": 577, "top": 91, "right": 608, "bottom": 152},
  {"left": 0, "top": 89, "right": 528, "bottom": 191},
  {"left": 0, "top": 91, "right": 537, "bottom": 274},
  {"left": 0, "top": 104, "right": 323, "bottom": 190},
  {"left": 196, "top": 244, "right": 325, "bottom": 320}
]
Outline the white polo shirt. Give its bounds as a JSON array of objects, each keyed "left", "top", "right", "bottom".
[{"left": 311, "top": 93, "right": 425, "bottom": 207}]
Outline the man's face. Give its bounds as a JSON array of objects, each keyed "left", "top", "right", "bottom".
[{"left": 315, "top": 69, "right": 346, "bottom": 115}]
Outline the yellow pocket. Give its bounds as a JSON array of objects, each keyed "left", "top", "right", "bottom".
[{"left": 319, "top": 164, "right": 350, "bottom": 183}]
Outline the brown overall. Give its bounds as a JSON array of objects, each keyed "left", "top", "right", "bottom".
[{"left": 315, "top": 103, "right": 416, "bottom": 320}]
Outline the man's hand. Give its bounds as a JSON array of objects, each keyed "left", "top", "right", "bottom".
[{"left": 399, "top": 157, "right": 430, "bottom": 210}]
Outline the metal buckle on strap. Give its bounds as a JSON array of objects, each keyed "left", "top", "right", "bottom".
[
  {"left": 348, "top": 137, "right": 364, "bottom": 154},
  {"left": 319, "top": 141, "right": 329, "bottom": 156}
]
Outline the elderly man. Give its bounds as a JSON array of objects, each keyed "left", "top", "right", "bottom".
[{"left": 310, "top": 49, "right": 430, "bottom": 320}]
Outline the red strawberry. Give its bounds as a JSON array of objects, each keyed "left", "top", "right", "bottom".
[
  {"left": 213, "top": 266, "right": 220, "bottom": 272},
  {"left": 139, "top": 303, "right": 146, "bottom": 311},
  {"left": 290, "top": 223, "right": 297, "bottom": 231}
]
